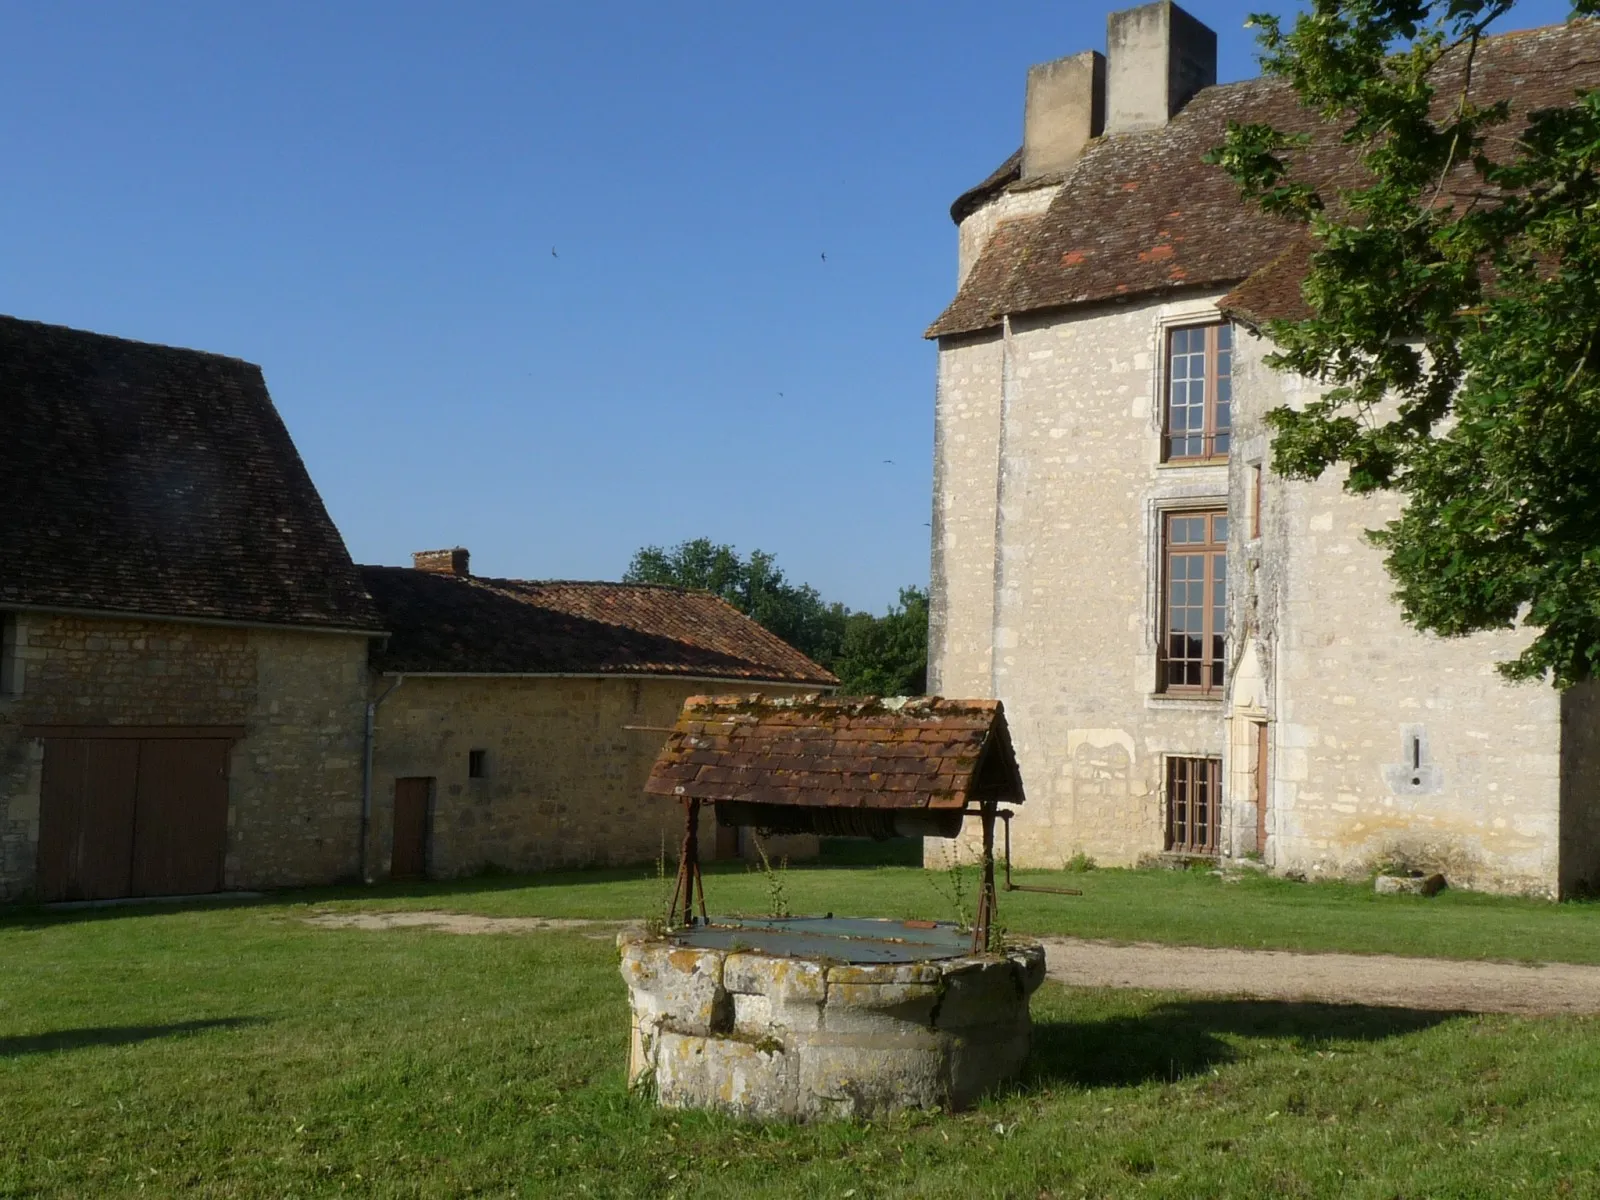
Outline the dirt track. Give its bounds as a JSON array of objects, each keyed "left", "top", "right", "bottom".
[
  {"left": 304, "top": 911, "right": 622, "bottom": 937},
  {"left": 304, "top": 911, "right": 1600, "bottom": 1015},
  {"left": 1040, "top": 936, "right": 1600, "bottom": 1015}
]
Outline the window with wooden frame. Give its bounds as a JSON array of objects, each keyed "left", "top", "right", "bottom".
[
  {"left": 1163, "top": 323, "right": 1232, "bottom": 462},
  {"left": 1160, "top": 510, "right": 1227, "bottom": 694},
  {"left": 1166, "top": 756, "right": 1222, "bottom": 855},
  {"left": 1249, "top": 461, "right": 1263, "bottom": 539}
]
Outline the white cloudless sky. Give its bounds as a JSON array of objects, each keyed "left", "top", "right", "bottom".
[{"left": 0, "top": 0, "right": 1575, "bottom": 610}]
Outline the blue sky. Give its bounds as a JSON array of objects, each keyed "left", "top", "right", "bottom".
[{"left": 0, "top": 0, "right": 1575, "bottom": 611}]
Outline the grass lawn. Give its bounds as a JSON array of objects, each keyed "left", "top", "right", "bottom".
[
  {"left": 3, "top": 865, "right": 1600, "bottom": 1197},
  {"left": 290, "top": 852, "right": 1600, "bottom": 965}
]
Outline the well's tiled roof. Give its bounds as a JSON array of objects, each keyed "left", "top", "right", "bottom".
[
  {"left": 644, "top": 695, "right": 1023, "bottom": 810},
  {"left": 0, "top": 315, "right": 381, "bottom": 631},
  {"left": 361, "top": 567, "right": 838, "bottom": 684},
  {"left": 930, "top": 19, "right": 1600, "bottom": 337}
]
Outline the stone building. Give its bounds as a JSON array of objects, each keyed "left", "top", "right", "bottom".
[
  {"left": 0, "top": 314, "right": 837, "bottom": 904},
  {"left": 0, "top": 316, "right": 382, "bottom": 902},
  {"left": 927, "top": 3, "right": 1600, "bottom": 896},
  {"left": 359, "top": 550, "right": 836, "bottom": 880}
]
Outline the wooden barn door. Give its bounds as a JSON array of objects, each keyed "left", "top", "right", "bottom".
[
  {"left": 37, "top": 739, "right": 141, "bottom": 902},
  {"left": 391, "top": 778, "right": 432, "bottom": 879},
  {"left": 33, "top": 729, "right": 237, "bottom": 902},
  {"left": 130, "top": 740, "right": 231, "bottom": 897}
]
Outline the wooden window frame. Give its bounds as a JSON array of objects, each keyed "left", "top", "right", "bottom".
[
  {"left": 1166, "top": 755, "right": 1222, "bottom": 856},
  {"left": 1159, "top": 509, "right": 1228, "bottom": 695},
  {"left": 1162, "top": 323, "right": 1233, "bottom": 463},
  {"left": 1250, "top": 462, "right": 1264, "bottom": 539}
]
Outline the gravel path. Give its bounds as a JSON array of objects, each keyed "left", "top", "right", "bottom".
[
  {"left": 1040, "top": 936, "right": 1600, "bottom": 1015},
  {"left": 304, "top": 911, "right": 623, "bottom": 936}
]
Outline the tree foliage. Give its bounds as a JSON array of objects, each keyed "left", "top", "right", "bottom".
[
  {"left": 1210, "top": 0, "right": 1600, "bottom": 685},
  {"left": 623, "top": 539, "right": 928, "bottom": 695}
]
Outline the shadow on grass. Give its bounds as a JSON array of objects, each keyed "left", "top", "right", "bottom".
[
  {"left": 0, "top": 1016, "right": 263, "bottom": 1058},
  {"left": 1028, "top": 998, "right": 1464, "bottom": 1088}
]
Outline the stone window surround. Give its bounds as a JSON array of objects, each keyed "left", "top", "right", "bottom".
[
  {"left": 1145, "top": 299, "right": 1228, "bottom": 445},
  {"left": 1161, "top": 323, "right": 1234, "bottom": 464},
  {"left": 1141, "top": 486, "right": 1229, "bottom": 710}
]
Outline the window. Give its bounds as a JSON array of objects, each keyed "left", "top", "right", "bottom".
[
  {"left": 1164, "top": 323, "right": 1232, "bottom": 461},
  {"left": 1166, "top": 756, "right": 1222, "bottom": 855},
  {"left": 468, "top": 749, "right": 488, "bottom": 779},
  {"left": 1250, "top": 462, "right": 1263, "bottom": 539},
  {"left": 0, "top": 613, "right": 19, "bottom": 697},
  {"left": 1161, "top": 510, "right": 1227, "bottom": 694}
]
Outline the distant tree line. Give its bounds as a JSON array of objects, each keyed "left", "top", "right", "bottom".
[{"left": 623, "top": 538, "right": 928, "bottom": 696}]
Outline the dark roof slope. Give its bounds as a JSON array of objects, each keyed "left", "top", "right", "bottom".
[
  {"left": 950, "top": 148, "right": 1022, "bottom": 224},
  {"left": 0, "top": 315, "right": 381, "bottom": 631},
  {"left": 361, "top": 567, "right": 839, "bottom": 685},
  {"left": 930, "top": 18, "right": 1600, "bottom": 338}
]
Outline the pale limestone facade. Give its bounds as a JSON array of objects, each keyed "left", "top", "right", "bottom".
[
  {"left": 0, "top": 611, "right": 371, "bottom": 901},
  {"left": 930, "top": 268, "right": 1600, "bottom": 896},
  {"left": 366, "top": 675, "right": 818, "bottom": 881}
]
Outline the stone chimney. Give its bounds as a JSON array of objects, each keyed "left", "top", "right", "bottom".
[
  {"left": 1022, "top": 50, "right": 1106, "bottom": 181},
  {"left": 1105, "top": 1, "right": 1216, "bottom": 135},
  {"left": 413, "top": 547, "right": 470, "bottom": 576}
]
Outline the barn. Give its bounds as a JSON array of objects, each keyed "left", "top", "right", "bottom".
[{"left": 0, "top": 315, "right": 382, "bottom": 902}]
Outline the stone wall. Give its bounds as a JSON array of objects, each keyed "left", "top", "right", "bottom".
[
  {"left": 1232, "top": 328, "right": 1568, "bottom": 895},
  {"left": 0, "top": 611, "right": 371, "bottom": 900},
  {"left": 367, "top": 676, "right": 819, "bottom": 879},
  {"left": 931, "top": 292, "right": 1232, "bottom": 869}
]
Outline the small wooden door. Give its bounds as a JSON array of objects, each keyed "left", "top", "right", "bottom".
[
  {"left": 37, "top": 739, "right": 141, "bottom": 901},
  {"left": 392, "top": 778, "right": 432, "bottom": 879},
  {"left": 1255, "top": 723, "right": 1270, "bottom": 853},
  {"left": 130, "top": 739, "right": 231, "bottom": 897}
]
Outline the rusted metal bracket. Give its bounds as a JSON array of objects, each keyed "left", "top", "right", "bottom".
[
  {"left": 970, "top": 801, "right": 999, "bottom": 954},
  {"left": 667, "top": 798, "right": 709, "bottom": 928},
  {"left": 998, "top": 809, "right": 1083, "bottom": 897}
]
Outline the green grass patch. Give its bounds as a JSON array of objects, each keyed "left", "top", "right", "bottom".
[
  {"left": 199, "top": 860, "right": 1600, "bottom": 966},
  {"left": 3, "top": 889, "right": 1600, "bottom": 1197}
]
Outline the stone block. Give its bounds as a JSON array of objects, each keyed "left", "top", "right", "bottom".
[
  {"left": 654, "top": 1029, "right": 796, "bottom": 1120},
  {"left": 618, "top": 938, "right": 729, "bottom": 1035},
  {"left": 1374, "top": 873, "right": 1447, "bottom": 897},
  {"left": 795, "top": 1039, "right": 951, "bottom": 1120}
]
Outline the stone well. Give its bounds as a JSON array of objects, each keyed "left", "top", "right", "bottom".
[{"left": 618, "top": 917, "right": 1046, "bottom": 1121}]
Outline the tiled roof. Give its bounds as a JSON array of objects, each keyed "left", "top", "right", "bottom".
[
  {"left": 0, "top": 315, "right": 382, "bottom": 631},
  {"left": 361, "top": 567, "right": 839, "bottom": 684},
  {"left": 1219, "top": 238, "right": 1316, "bottom": 326},
  {"left": 929, "top": 18, "right": 1600, "bottom": 338},
  {"left": 644, "top": 694, "right": 1023, "bottom": 811}
]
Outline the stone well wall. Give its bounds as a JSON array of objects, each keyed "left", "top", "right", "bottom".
[{"left": 618, "top": 930, "right": 1046, "bottom": 1121}]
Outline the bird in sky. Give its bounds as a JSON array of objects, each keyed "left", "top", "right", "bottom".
[
  {"left": 551, "top": 247, "right": 558, "bottom": 258},
  {"left": 882, "top": 459, "right": 895, "bottom": 465},
  {"left": 820, "top": 252, "right": 827, "bottom": 263},
  {"left": 778, "top": 392, "right": 784, "bottom": 398}
]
